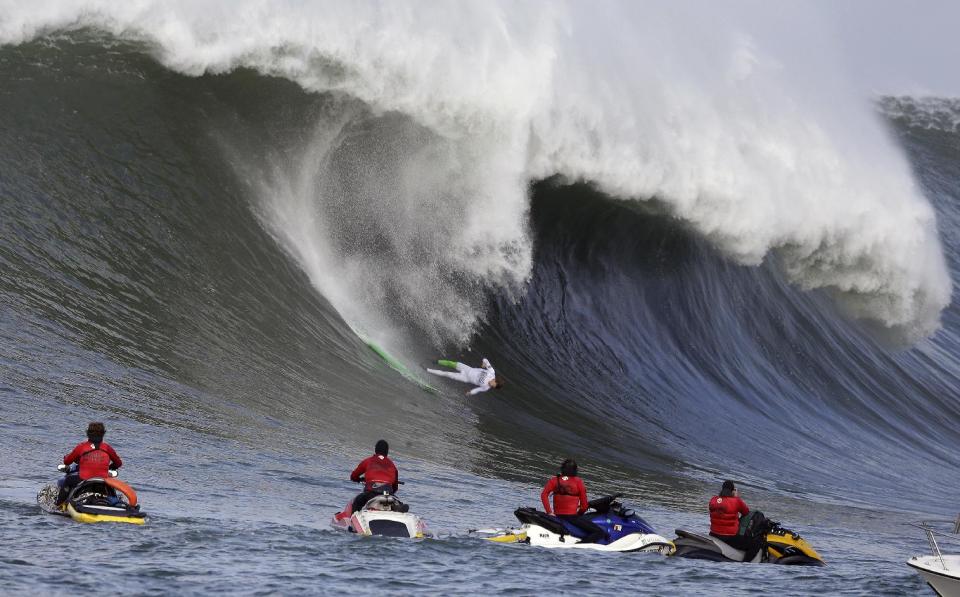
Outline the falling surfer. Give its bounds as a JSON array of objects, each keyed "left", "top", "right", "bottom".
[{"left": 426, "top": 358, "right": 504, "bottom": 395}]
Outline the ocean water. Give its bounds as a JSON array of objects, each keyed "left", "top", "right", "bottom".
[{"left": 1, "top": 2, "right": 958, "bottom": 595}]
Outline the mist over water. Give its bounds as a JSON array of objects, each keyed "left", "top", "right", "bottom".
[{"left": 1, "top": 2, "right": 959, "bottom": 595}]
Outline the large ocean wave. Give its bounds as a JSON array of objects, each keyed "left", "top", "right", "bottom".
[
  {"left": 1, "top": 0, "right": 951, "bottom": 345},
  {"left": 2, "top": 3, "right": 960, "bottom": 511}
]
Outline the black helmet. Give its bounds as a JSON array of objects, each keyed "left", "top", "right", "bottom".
[
  {"left": 375, "top": 439, "right": 389, "bottom": 456},
  {"left": 560, "top": 458, "right": 578, "bottom": 477}
]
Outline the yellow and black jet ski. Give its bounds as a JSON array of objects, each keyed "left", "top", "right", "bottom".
[
  {"left": 673, "top": 512, "right": 823, "bottom": 565},
  {"left": 37, "top": 465, "right": 146, "bottom": 525}
]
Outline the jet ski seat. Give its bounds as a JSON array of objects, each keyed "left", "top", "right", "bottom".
[
  {"left": 514, "top": 508, "right": 588, "bottom": 539},
  {"left": 675, "top": 529, "right": 747, "bottom": 561},
  {"left": 363, "top": 495, "right": 409, "bottom": 513}
]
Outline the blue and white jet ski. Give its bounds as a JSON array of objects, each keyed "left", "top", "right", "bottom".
[{"left": 476, "top": 494, "right": 675, "bottom": 554}]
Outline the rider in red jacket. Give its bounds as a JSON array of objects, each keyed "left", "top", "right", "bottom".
[
  {"left": 709, "top": 480, "right": 762, "bottom": 561},
  {"left": 709, "top": 487, "right": 749, "bottom": 536},
  {"left": 57, "top": 422, "right": 122, "bottom": 503},
  {"left": 351, "top": 446, "right": 398, "bottom": 492},
  {"left": 540, "top": 459, "right": 605, "bottom": 543},
  {"left": 347, "top": 440, "right": 399, "bottom": 514},
  {"left": 541, "top": 471, "right": 588, "bottom": 515}
]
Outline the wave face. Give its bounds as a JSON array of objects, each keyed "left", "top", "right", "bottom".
[
  {"left": 1, "top": 5, "right": 959, "bottom": 514},
  {"left": 1, "top": 0, "right": 951, "bottom": 343}
]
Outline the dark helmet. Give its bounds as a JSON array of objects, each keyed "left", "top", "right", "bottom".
[
  {"left": 720, "top": 479, "right": 736, "bottom": 497},
  {"left": 87, "top": 422, "right": 106, "bottom": 443},
  {"left": 375, "top": 439, "right": 389, "bottom": 456},
  {"left": 560, "top": 458, "right": 578, "bottom": 477}
]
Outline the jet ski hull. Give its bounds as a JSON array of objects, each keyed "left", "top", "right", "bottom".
[
  {"left": 331, "top": 510, "right": 425, "bottom": 538},
  {"left": 66, "top": 502, "right": 146, "bottom": 525},
  {"left": 520, "top": 523, "right": 674, "bottom": 553},
  {"left": 38, "top": 477, "right": 146, "bottom": 525},
  {"left": 331, "top": 494, "right": 424, "bottom": 538},
  {"left": 478, "top": 500, "right": 675, "bottom": 554},
  {"left": 673, "top": 527, "right": 823, "bottom": 565}
]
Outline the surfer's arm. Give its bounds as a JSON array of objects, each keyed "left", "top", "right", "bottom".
[{"left": 467, "top": 385, "right": 491, "bottom": 396}]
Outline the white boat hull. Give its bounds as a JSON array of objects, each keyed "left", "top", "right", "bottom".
[{"left": 908, "top": 555, "right": 960, "bottom": 596}]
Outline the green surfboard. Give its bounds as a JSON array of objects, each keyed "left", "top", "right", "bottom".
[{"left": 363, "top": 338, "right": 439, "bottom": 394}]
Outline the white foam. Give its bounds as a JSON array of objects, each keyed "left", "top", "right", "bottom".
[
  {"left": 879, "top": 96, "right": 960, "bottom": 134},
  {"left": 3, "top": 0, "right": 950, "bottom": 342}
]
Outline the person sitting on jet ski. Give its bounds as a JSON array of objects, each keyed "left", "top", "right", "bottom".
[
  {"left": 709, "top": 480, "right": 762, "bottom": 561},
  {"left": 57, "top": 422, "right": 122, "bottom": 504},
  {"left": 349, "top": 439, "right": 400, "bottom": 514},
  {"left": 540, "top": 459, "right": 606, "bottom": 544}
]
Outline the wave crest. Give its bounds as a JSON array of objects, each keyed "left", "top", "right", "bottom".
[{"left": 3, "top": 0, "right": 950, "bottom": 341}]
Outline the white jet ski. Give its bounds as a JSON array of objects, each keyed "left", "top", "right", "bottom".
[
  {"left": 474, "top": 494, "right": 674, "bottom": 554},
  {"left": 331, "top": 493, "right": 425, "bottom": 539}
]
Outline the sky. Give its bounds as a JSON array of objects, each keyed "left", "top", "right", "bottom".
[{"left": 819, "top": 1, "right": 960, "bottom": 97}]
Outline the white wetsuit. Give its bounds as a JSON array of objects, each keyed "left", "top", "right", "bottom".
[{"left": 427, "top": 359, "right": 496, "bottom": 395}]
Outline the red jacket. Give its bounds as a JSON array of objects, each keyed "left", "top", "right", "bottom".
[
  {"left": 350, "top": 454, "right": 398, "bottom": 491},
  {"left": 709, "top": 495, "right": 749, "bottom": 536},
  {"left": 64, "top": 441, "right": 122, "bottom": 481},
  {"left": 541, "top": 475, "right": 588, "bottom": 516}
]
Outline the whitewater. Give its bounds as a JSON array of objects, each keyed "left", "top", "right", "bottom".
[
  {"left": 1, "top": 0, "right": 950, "bottom": 344},
  {"left": 1, "top": 1, "right": 959, "bottom": 595}
]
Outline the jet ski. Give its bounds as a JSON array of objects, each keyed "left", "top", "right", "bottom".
[
  {"left": 673, "top": 512, "right": 823, "bottom": 565},
  {"left": 331, "top": 488, "right": 425, "bottom": 538},
  {"left": 37, "top": 464, "right": 146, "bottom": 525},
  {"left": 475, "top": 494, "right": 675, "bottom": 554}
]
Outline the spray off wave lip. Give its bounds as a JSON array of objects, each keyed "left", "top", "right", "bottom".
[{"left": 0, "top": 0, "right": 950, "bottom": 344}]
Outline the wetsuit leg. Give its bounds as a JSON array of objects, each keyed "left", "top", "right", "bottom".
[
  {"left": 743, "top": 538, "right": 763, "bottom": 563},
  {"left": 56, "top": 473, "right": 80, "bottom": 505},
  {"left": 426, "top": 369, "right": 471, "bottom": 383},
  {"left": 351, "top": 490, "right": 378, "bottom": 514},
  {"left": 559, "top": 514, "right": 607, "bottom": 544}
]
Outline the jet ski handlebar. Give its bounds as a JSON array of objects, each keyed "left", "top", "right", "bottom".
[
  {"left": 355, "top": 476, "right": 403, "bottom": 485},
  {"left": 587, "top": 493, "right": 624, "bottom": 513}
]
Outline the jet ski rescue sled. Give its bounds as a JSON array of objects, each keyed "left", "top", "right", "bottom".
[
  {"left": 37, "top": 465, "right": 146, "bottom": 525},
  {"left": 331, "top": 493, "right": 425, "bottom": 538},
  {"left": 673, "top": 512, "right": 822, "bottom": 565},
  {"left": 475, "top": 494, "right": 675, "bottom": 554}
]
